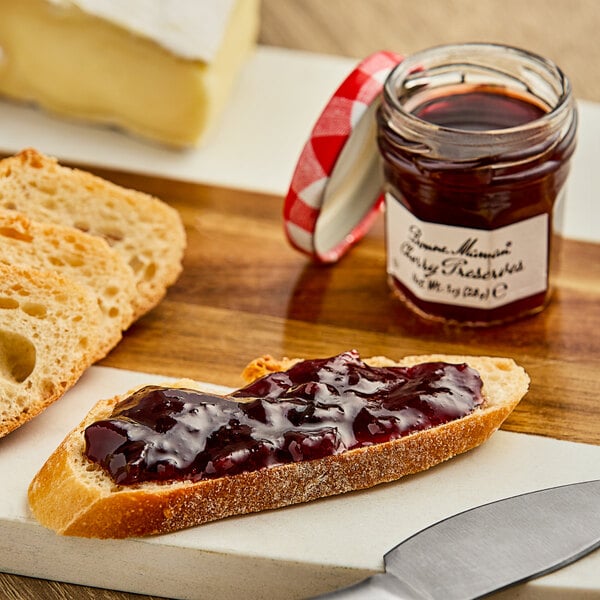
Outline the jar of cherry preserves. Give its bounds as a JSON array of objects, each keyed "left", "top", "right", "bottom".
[
  {"left": 377, "top": 43, "right": 577, "bottom": 325},
  {"left": 284, "top": 44, "right": 577, "bottom": 326}
]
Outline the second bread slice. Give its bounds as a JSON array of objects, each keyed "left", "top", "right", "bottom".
[{"left": 0, "top": 210, "right": 136, "bottom": 355}]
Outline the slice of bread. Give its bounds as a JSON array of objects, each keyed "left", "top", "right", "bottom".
[
  {"left": 0, "top": 210, "right": 136, "bottom": 355},
  {"left": 0, "top": 149, "right": 186, "bottom": 319},
  {"left": 28, "top": 353, "right": 529, "bottom": 538},
  {"left": 0, "top": 263, "right": 104, "bottom": 437}
]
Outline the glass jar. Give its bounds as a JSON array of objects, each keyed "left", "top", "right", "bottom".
[{"left": 377, "top": 43, "right": 577, "bottom": 326}]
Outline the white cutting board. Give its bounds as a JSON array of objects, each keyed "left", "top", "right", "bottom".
[{"left": 0, "top": 364, "right": 599, "bottom": 599}]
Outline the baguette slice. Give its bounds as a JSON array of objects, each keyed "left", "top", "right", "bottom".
[
  {"left": 0, "top": 210, "right": 136, "bottom": 355},
  {"left": 0, "top": 263, "right": 104, "bottom": 437},
  {"left": 0, "top": 149, "right": 186, "bottom": 319},
  {"left": 28, "top": 353, "right": 529, "bottom": 538}
]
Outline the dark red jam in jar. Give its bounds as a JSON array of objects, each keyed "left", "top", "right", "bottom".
[
  {"left": 377, "top": 43, "right": 577, "bottom": 325},
  {"left": 83, "top": 351, "right": 483, "bottom": 485}
]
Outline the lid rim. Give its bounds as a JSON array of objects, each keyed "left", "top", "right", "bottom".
[{"left": 283, "top": 51, "right": 404, "bottom": 263}]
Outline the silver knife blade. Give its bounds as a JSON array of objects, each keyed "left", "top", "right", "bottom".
[{"left": 315, "top": 480, "right": 600, "bottom": 599}]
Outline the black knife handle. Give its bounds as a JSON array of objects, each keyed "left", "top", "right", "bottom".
[{"left": 314, "top": 573, "right": 422, "bottom": 599}]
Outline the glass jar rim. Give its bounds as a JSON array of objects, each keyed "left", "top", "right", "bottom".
[{"left": 382, "top": 42, "right": 574, "bottom": 158}]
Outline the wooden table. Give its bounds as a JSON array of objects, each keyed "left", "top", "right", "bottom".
[
  {"left": 2, "top": 2, "right": 600, "bottom": 598},
  {"left": 259, "top": 0, "right": 600, "bottom": 104}
]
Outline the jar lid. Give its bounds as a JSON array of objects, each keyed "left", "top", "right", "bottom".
[{"left": 283, "top": 51, "right": 404, "bottom": 263}]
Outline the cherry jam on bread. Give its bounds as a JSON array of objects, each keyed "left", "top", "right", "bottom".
[{"left": 84, "top": 351, "right": 484, "bottom": 485}]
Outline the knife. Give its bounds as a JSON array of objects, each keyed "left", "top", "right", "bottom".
[{"left": 315, "top": 479, "right": 600, "bottom": 599}]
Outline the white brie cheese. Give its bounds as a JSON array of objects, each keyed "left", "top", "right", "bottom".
[{"left": 0, "top": 0, "right": 259, "bottom": 146}]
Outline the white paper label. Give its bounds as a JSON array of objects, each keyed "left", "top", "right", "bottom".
[{"left": 385, "top": 194, "right": 549, "bottom": 309}]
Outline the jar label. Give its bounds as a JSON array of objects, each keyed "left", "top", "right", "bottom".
[{"left": 385, "top": 195, "right": 549, "bottom": 309}]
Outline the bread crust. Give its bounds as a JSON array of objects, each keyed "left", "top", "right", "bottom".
[{"left": 28, "top": 354, "right": 529, "bottom": 538}]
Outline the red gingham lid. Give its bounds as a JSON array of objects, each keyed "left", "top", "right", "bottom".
[{"left": 283, "top": 51, "right": 403, "bottom": 263}]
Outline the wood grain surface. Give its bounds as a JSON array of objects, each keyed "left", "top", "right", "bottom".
[
  {"left": 2, "top": 2, "right": 600, "bottom": 599},
  {"left": 90, "top": 171, "right": 600, "bottom": 450}
]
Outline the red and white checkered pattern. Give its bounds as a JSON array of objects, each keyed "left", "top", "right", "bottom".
[{"left": 283, "top": 51, "right": 403, "bottom": 263}]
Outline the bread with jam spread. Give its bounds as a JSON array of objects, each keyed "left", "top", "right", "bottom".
[
  {"left": 0, "top": 210, "right": 136, "bottom": 355},
  {"left": 28, "top": 352, "right": 529, "bottom": 538},
  {"left": 0, "top": 149, "right": 186, "bottom": 319},
  {"left": 0, "top": 263, "right": 104, "bottom": 437}
]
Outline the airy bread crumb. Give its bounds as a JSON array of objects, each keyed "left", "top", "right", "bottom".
[
  {"left": 0, "top": 263, "right": 103, "bottom": 436},
  {"left": 0, "top": 209, "right": 136, "bottom": 354}
]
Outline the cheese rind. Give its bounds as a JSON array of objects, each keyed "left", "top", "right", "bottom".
[
  {"left": 47, "top": 0, "right": 237, "bottom": 62},
  {"left": 0, "top": 0, "right": 259, "bottom": 146}
]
